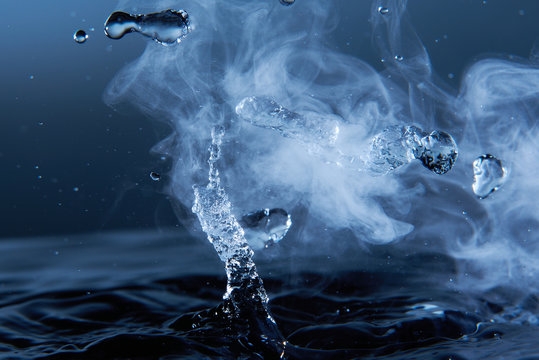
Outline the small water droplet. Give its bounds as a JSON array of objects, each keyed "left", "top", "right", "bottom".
[
  {"left": 29, "top": 75, "right": 34, "bottom": 80},
  {"left": 472, "top": 154, "right": 507, "bottom": 199},
  {"left": 394, "top": 55, "right": 404, "bottom": 61},
  {"left": 280, "top": 0, "right": 295, "bottom": 6},
  {"left": 378, "top": 6, "right": 390, "bottom": 15},
  {"left": 73, "top": 187, "right": 79, "bottom": 192},
  {"left": 150, "top": 171, "right": 161, "bottom": 181},
  {"left": 448, "top": 73, "right": 455, "bottom": 79},
  {"left": 518, "top": 9, "right": 525, "bottom": 16},
  {"left": 73, "top": 29, "right": 88, "bottom": 44}
]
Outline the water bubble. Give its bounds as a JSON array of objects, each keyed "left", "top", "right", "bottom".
[
  {"left": 73, "top": 30, "right": 88, "bottom": 44},
  {"left": 280, "top": 0, "right": 295, "bottom": 6},
  {"left": 416, "top": 131, "right": 458, "bottom": 175},
  {"left": 149, "top": 171, "right": 161, "bottom": 181},
  {"left": 240, "top": 208, "right": 292, "bottom": 250},
  {"left": 472, "top": 154, "right": 507, "bottom": 199},
  {"left": 104, "top": 9, "right": 190, "bottom": 45},
  {"left": 378, "top": 6, "right": 390, "bottom": 15}
]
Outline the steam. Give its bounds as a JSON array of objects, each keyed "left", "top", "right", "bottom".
[{"left": 105, "top": 0, "right": 539, "bottom": 291}]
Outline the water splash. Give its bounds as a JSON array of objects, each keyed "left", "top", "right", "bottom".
[
  {"left": 192, "top": 127, "right": 286, "bottom": 356},
  {"left": 104, "top": 9, "right": 190, "bottom": 45},
  {"left": 241, "top": 208, "right": 292, "bottom": 250},
  {"left": 472, "top": 154, "right": 507, "bottom": 199}
]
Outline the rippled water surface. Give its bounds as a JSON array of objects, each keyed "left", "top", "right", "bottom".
[{"left": 0, "top": 231, "right": 538, "bottom": 359}]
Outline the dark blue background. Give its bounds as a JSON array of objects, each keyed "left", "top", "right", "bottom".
[{"left": 1, "top": 0, "right": 537, "bottom": 238}]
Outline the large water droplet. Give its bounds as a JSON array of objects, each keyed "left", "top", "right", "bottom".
[
  {"left": 241, "top": 208, "right": 292, "bottom": 250},
  {"left": 378, "top": 6, "right": 390, "bottom": 15},
  {"left": 104, "top": 9, "right": 190, "bottom": 45},
  {"left": 73, "top": 30, "right": 88, "bottom": 44},
  {"left": 280, "top": 0, "right": 295, "bottom": 5},
  {"left": 472, "top": 154, "right": 507, "bottom": 199},
  {"left": 368, "top": 125, "right": 424, "bottom": 175},
  {"left": 416, "top": 131, "right": 458, "bottom": 175}
]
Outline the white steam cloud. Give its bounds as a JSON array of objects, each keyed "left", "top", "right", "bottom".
[{"left": 105, "top": 0, "right": 539, "bottom": 290}]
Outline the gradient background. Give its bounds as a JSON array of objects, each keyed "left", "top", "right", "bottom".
[{"left": 1, "top": 0, "right": 538, "bottom": 238}]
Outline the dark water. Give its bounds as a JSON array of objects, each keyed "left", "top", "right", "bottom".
[
  {"left": 2, "top": 0, "right": 539, "bottom": 359},
  {"left": 1, "top": 230, "right": 538, "bottom": 359}
]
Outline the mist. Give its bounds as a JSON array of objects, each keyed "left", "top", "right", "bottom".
[{"left": 104, "top": 0, "right": 539, "bottom": 292}]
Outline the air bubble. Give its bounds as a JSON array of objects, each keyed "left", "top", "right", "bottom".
[
  {"left": 472, "top": 154, "right": 507, "bottom": 199},
  {"left": 240, "top": 208, "right": 292, "bottom": 250},
  {"left": 104, "top": 9, "right": 190, "bottom": 45},
  {"left": 73, "top": 30, "right": 88, "bottom": 44}
]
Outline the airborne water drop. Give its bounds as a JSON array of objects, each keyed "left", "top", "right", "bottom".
[
  {"left": 472, "top": 154, "right": 507, "bottom": 199},
  {"left": 73, "top": 30, "right": 88, "bottom": 44},
  {"left": 378, "top": 6, "right": 390, "bottom": 15},
  {"left": 150, "top": 171, "right": 161, "bottom": 181}
]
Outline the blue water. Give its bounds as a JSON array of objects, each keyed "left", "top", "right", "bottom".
[{"left": 1, "top": 0, "right": 539, "bottom": 359}]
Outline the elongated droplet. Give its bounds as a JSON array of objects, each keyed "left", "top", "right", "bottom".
[
  {"left": 416, "top": 131, "right": 458, "bottom": 175},
  {"left": 150, "top": 171, "right": 161, "bottom": 181},
  {"left": 472, "top": 154, "right": 507, "bottom": 199},
  {"left": 104, "top": 9, "right": 190, "bottom": 45},
  {"left": 236, "top": 96, "right": 340, "bottom": 151},
  {"left": 378, "top": 6, "right": 390, "bottom": 15},
  {"left": 73, "top": 30, "right": 88, "bottom": 44},
  {"left": 241, "top": 208, "right": 292, "bottom": 250}
]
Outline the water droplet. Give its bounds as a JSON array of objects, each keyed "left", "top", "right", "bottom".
[
  {"left": 368, "top": 125, "right": 424, "bottom": 175},
  {"left": 150, "top": 171, "right": 161, "bottom": 181},
  {"left": 104, "top": 9, "right": 190, "bottom": 45},
  {"left": 448, "top": 73, "right": 455, "bottom": 79},
  {"left": 241, "top": 208, "right": 292, "bottom": 250},
  {"left": 73, "top": 187, "right": 79, "bottom": 192},
  {"left": 29, "top": 75, "right": 34, "bottom": 80},
  {"left": 394, "top": 55, "right": 404, "bottom": 61},
  {"left": 416, "top": 131, "right": 458, "bottom": 175},
  {"left": 518, "top": 9, "right": 525, "bottom": 16},
  {"left": 378, "top": 6, "right": 390, "bottom": 15},
  {"left": 280, "top": 0, "right": 295, "bottom": 6},
  {"left": 73, "top": 29, "right": 88, "bottom": 44},
  {"left": 472, "top": 154, "right": 507, "bottom": 199}
]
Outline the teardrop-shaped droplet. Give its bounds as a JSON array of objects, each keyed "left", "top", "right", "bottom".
[
  {"left": 472, "top": 154, "right": 507, "bottom": 199},
  {"left": 73, "top": 29, "right": 88, "bottom": 44}
]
